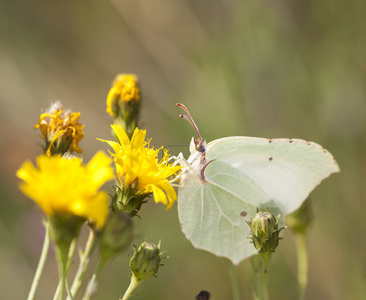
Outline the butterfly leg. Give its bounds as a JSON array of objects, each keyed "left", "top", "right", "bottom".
[
  {"left": 168, "top": 153, "right": 192, "bottom": 187},
  {"left": 169, "top": 152, "right": 192, "bottom": 170}
]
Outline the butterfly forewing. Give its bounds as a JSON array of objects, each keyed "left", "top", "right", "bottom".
[{"left": 205, "top": 137, "right": 339, "bottom": 215}]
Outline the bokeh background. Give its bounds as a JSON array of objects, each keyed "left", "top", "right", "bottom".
[{"left": 1, "top": 0, "right": 365, "bottom": 299}]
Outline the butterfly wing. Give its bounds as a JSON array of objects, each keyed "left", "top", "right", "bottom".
[
  {"left": 178, "top": 163, "right": 280, "bottom": 264},
  {"left": 205, "top": 137, "right": 339, "bottom": 215},
  {"left": 178, "top": 136, "right": 339, "bottom": 264}
]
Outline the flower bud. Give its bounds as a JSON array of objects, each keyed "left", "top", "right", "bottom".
[
  {"left": 98, "top": 212, "right": 133, "bottom": 261},
  {"left": 247, "top": 208, "right": 285, "bottom": 254},
  {"left": 106, "top": 74, "right": 141, "bottom": 138},
  {"left": 129, "top": 240, "right": 164, "bottom": 282},
  {"left": 286, "top": 198, "right": 312, "bottom": 236}
]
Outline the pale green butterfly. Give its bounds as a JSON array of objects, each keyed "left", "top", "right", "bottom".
[{"left": 175, "top": 103, "right": 339, "bottom": 265}]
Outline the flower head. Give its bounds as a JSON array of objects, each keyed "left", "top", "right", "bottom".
[
  {"left": 247, "top": 208, "right": 285, "bottom": 254},
  {"left": 106, "top": 74, "right": 141, "bottom": 139},
  {"left": 99, "top": 124, "right": 181, "bottom": 212},
  {"left": 130, "top": 240, "right": 164, "bottom": 282},
  {"left": 16, "top": 152, "right": 114, "bottom": 228},
  {"left": 106, "top": 74, "right": 140, "bottom": 116},
  {"left": 35, "top": 102, "right": 85, "bottom": 156}
]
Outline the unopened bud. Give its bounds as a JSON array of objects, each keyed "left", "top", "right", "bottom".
[
  {"left": 98, "top": 212, "right": 133, "bottom": 261},
  {"left": 130, "top": 240, "right": 164, "bottom": 282},
  {"left": 286, "top": 199, "right": 312, "bottom": 236},
  {"left": 247, "top": 208, "right": 285, "bottom": 254},
  {"left": 106, "top": 74, "right": 141, "bottom": 138}
]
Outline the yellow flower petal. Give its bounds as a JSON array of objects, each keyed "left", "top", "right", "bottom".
[
  {"left": 17, "top": 152, "right": 113, "bottom": 228},
  {"left": 99, "top": 125, "right": 182, "bottom": 210},
  {"left": 106, "top": 74, "right": 141, "bottom": 117},
  {"left": 111, "top": 124, "right": 130, "bottom": 146},
  {"left": 130, "top": 128, "right": 146, "bottom": 149},
  {"left": 35, "top": 102, "right": 85, "bottom": 156}
]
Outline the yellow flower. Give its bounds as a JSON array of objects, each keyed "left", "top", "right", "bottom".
[
  {"left": 16, "top": 152, "right": 114, "bottom": 228},
  {"left": 99, "top": 124, "right": 181, "bottom": 210},
  {"left": 106, "top": 74, "right": 141, "bottom": 117},
  {"left": 35, "top": 102, "right": 85, "bottom": 156}
]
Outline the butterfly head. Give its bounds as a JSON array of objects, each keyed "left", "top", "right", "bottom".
[{"left": 189, "top": 137, "right": 206, "bottom": 155}]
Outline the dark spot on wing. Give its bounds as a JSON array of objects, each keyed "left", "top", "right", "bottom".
[
  {"left": 289, "top": 139, "right": 293, "bottom": 143},
  {"left": 268, "top": 139, "right": 272, "bottom": 143},
  {"left": 240, "top": 211, "right": 247, "bottom": 217},
  {"left": 269, "top": 157, "right": 273, "bottom": 161}
]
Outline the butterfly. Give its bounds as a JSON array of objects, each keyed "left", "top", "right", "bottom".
[{"left": 175, "top": 103, "right": 339, "bottom": 264}]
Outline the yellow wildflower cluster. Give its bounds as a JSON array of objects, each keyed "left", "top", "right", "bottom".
[
  {"left": 35, "top": 102, "right": 84, "bottom": 156},
  {"left": 99, "top": 124, "right": 181, "bottom": 210},
  {"left": 16, "top": 152, "right": 114, "bottom": 228}
]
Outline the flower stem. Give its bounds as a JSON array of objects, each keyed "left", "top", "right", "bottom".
[
  {"left": 261, "top": 253, "right": 272, "bottom": 300},
  {"left": 53, "top": 236, "right": 75, "bottom": 300},
  {"left": 295, "top": 233, "right": 308, "bottom": 300},
  {"left": 67, "top": 229, "right": 97, "bottom": 299},
  {"left": 27, "top": 219, "right": 50, "bottom": 300},
  {"left": 57, "top": 249, "right": 67, "bottom": 300},
  {"left": 82, "top": 255, "right": 108, "bottom": 300},
  {"left": 229, "top": 261, "right": 240, "bottom": 300},
  {"left": 54, "top": 237, "right": 78, "bottom": 300},
  {"left": 121, "top": 275, "right": 141, "bottom": 300},
  {"left": 250, "top": 254, "right": 263, "bottom": 300}
]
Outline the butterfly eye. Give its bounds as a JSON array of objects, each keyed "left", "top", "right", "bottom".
[{"left": 194, "top": 139, "right": 205, "bottom": 152}]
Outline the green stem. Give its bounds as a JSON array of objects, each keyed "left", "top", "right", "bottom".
[
  {"left": 229, "top": 261, "right": 240, "bottom": 300},
  {"left": 295, "top": 234, "right": 308, "bottom": 300},
  {"left": 59, "top": 253, "right": 66, "bottom": 300},
  {"left": 53, "top": 237, "right": 74, "bottom": 300},
  {"left": 27, "top": 219, "right": 50, "bottom": 300},
  {"left": 54, "top": 237, "right": 78, "bottom": 300},
  {"left": 67, "top": 229, "right": 97, "bottom": 300},
  {"left": 82, "top": 256, "right": 108, "bottom": 300},
  {"left": 121, "top": 275, "right": 141, "bottom": 300},
  {"left": 250, "top": 254, "right": 263, "bottom": 300},
  {"left": 65, "top": 279, "right": 74, "bottom": 300},
  {"left": 261, "top": 253, "right": 272, "bottom": 300}
]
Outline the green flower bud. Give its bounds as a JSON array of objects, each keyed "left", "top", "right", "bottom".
[
  {"left": 286, "top": 198, "right": 312, "bottom": 236},
  {"left": 130, "top": 240, "right": 164, "bottom": 282},
  {"left": 247, "top": 208, "right": 285, "bottom": 254},
  {"left": 98, "top": 212, "right": 133, "bottom": 261}
]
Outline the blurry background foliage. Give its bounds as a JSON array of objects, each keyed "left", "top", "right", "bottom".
[{"left": 0, "top": 0, "right": 365, "bottom": 299}]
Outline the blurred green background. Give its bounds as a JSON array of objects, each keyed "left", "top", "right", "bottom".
[{"left": 1, "top": 0, "right": 365, "bottom": 299}]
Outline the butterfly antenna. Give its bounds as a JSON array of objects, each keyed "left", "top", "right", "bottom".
[{"left": 177, "top": 103, "right": 203, "bottom": 147}]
